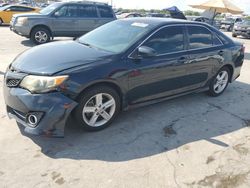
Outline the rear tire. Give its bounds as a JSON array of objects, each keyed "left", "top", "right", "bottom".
[
  {"left": 207, "top": 67, "right": 230, "bottom": 97},
  {"left": 73, "top": 86, "right": 121, "bottom": 131},
  {"left": 31, "top": 27, "right": 51, "bottom": 45},
  {"left": 0, "top": 18, "right": 3, "bottom": 25}
]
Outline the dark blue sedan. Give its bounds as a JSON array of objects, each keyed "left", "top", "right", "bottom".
[{"left": 4, "top": 18, "right": 245, "bottom": 137}]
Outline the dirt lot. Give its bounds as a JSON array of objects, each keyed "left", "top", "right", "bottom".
[{"left": 1, "top": 26, "right": 250, "bottom": 188}]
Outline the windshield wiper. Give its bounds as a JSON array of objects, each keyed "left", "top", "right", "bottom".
[{"left": 79, "top": 41, "right": 93, "bottom": 47}]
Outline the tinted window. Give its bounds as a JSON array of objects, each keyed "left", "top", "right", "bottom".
[
  {"left": 79, "top": 5, "right": 97, "bottom": 18},
  {"left": 213, "top": 34, "right": 222, "bottom": 45},
  {"left": 97, "top": 6, "right": 113, "bottom": 18},
  {"left": 187, "top": 26, "right": 213, "bottom": 49},
  {"left": 143, "top": 26, "right": 185, "bottom": 55},
  {"left": 7, "top": 6, "right": 34, "bottom": 12},
  {"left": 55, "top": 5, "right": 78, "bottom": 17}
]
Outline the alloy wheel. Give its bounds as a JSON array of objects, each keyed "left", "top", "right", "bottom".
[
  {"left": 82, "top": 93, "right": 116, "bottom": 127},
  {"left": 213, "top": 70, "right": 229, "bottom": 94},
  {"left": 34, "top": 31, "right": 48, "bottom": 44}
]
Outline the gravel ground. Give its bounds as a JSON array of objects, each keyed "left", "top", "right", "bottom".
[{"left": 1, "top": 26, "right": 250, "bottom": 188}]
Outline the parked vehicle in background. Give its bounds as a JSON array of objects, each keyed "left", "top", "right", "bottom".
[
  {"left": 4, "top": 18, "right": 244, "bottom": 137},
  {"left": 146, "top": 13, "right": 168, "bottom": 18},
  {"left": 232, "top": 20, "right": 250, "bottom": 38},
  {"left": 117, "top": 12, "right": 142, "bottom": 19},
  {"left": 10, "top": 1, "right": 116, "bottom": 44},
  {"left": 0, "top": 3, "right": 9, "bottom": 7},
  {"left": 40, "top": 3, "right": 49, "bottom": 8},
  {"left": 188, "top": 16, "right": 221, "bottom": 29},
  {"left": 0, "top": 5, "right": 39, "bottom": 25},
  {"left": 220, "top": 17, "right": 242, "bottom": 31}
]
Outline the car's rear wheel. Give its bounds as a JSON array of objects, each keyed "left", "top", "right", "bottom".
[
  {"left": 31, "top": 27, "right": 51, "bottom": 45},
  {"left": 207, "top": 67, "right": 230, "bottom": 97},
  {"left": 74, "top": 86, "right": 121, "bottom": 131},
  {"left": 0, "top": 18, "right": 3, "bottom": 25}
]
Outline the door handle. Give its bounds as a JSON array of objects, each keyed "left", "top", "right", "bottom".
[
  {"left": 177, "top": 57, "right": 189, "bottom": 64},
  {"left": 218, "top": 50, "right": 224, "bottom": 56}
]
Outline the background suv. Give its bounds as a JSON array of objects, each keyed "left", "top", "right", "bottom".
[{"left": 10, "top": 1, "right": 116, "bottom": 44}]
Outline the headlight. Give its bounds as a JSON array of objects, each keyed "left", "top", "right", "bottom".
[
  {"left": 20, "top": 75, "right": 68, "bottom": 93},
  {"left": 16, "top": 17, "right": 28, "bottom": 25}
]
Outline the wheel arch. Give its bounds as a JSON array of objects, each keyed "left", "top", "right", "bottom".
[
  {"left": 76, "top": 81, "right": 125, "bottom": 110},
  {"left": 30, "top": 24, "right": 52, "bottom": 37},
  {"left": 222, "top": 64, "right": 234, "bottom": 82}
]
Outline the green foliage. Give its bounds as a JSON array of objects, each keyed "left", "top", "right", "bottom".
[{"left": 184, "top": 10, "right": 201, "bottom": 16}]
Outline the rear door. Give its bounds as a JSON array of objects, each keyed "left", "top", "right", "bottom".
[
  {"left": 185, "top": 25, "right": 225, "bottom": 89},
  {"left": 78, "top": 4, "right": 99, "bottom": 35},
  {"left": 51, "top": 4, "right": 79, "bottom": 37},
  {"left": 96, "top": 5, "right": 115, "bottom": 27},
  {"left": 127, "top": 25, "right": 193, "bottom": 104}
]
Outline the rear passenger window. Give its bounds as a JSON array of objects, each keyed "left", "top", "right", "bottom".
[
  {"left": 97, "top": 6, "right": 113, "bottom": 18},
  {"left": 213, "top": 35, "right": 222, "bottom": 45},
  {"left": 143, "top": 26, "right": 185, "bottom": 55},
  {"left": 19, "top": 7, "right": 34, "bottom": 12},
  {"left": 187, "top": 26, "right": 213, "bottom": 49},
  {"left": 79, "top": 5, "right": 98, "bottom": 18}
]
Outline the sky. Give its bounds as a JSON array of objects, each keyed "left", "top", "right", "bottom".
[{"left": 96, "top": 0, "right": 250, "bottom": 14}]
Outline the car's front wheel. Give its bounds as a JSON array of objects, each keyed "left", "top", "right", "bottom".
[
  {"left": 0, "top": 18, "right": 3, "bottom": 25},
  {"left": 207, "top": 67, "right": 230, "bottom": 97},
  {"left": 31, "top": 27, "right": 51, "bottom": 45},
  {"left": 74, "top": 86, "right": 121, "bottom": 131}
]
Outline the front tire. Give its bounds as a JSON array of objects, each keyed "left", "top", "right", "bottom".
[
  {"left": 73, "top": 86, "right": 121, "bottom": 131},
  {"left": 31, "top": 27, "right": 51, "bottom": 45},
  {"left": 0, "top": 18, "right": 3, "bottom": 25},
  {"left": 207, "top": 67, "right": 230, "bottom": 97}
]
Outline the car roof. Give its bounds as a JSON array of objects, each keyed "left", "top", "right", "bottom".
[
  {"left": 59, "top": 1, "right": 109, "bottom": 6},
  {"left": 121, "top": 17, "right": 210, "bottom": 27},
  {"left": 4, "top": 4, "right": 35, "bottom": 8}
]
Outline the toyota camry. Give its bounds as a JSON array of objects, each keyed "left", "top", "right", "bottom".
[{"left": 4, "top": 18, "right": 245, "bottom": 137}]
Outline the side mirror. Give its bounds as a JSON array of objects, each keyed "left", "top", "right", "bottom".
[
  {"left": 54, "top": 11, "right": 60, "bottom": 17},
  {"left": 137, "top": 46, "right": 157, "bottom": 58}
]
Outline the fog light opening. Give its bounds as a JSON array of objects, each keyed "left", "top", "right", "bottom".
[{"left": 28, "top": 114, "right": 38, "bottom": 126}]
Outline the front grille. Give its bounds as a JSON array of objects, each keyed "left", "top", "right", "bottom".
[{"left": 6, "top": 79, "right": 21, "bottom": 87}]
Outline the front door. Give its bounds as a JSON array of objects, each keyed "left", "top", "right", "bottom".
[
  {"left": 127, "top": 25, "right": 193, "bottom": 104},
  {"left": 51, "top": 5, "right": 79, "bottom": 37}
]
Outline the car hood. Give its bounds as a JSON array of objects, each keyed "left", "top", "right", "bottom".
[{"left": 11, "top": 41, "right": 114, "bottom": 75}]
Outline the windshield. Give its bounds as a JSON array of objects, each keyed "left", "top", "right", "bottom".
[
  {"left": 78, "top": 20, "right": 153, "bottom": 53},
  {"left": 40, "top": 3, "right": 61, "bottom": 15}
]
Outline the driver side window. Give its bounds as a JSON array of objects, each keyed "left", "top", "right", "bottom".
[
  {"left": 55, "top": 5, "right": 78, "bottom": 17},
  {"left": 143, "top": 26, "right": 185, "bottom": 55}
]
